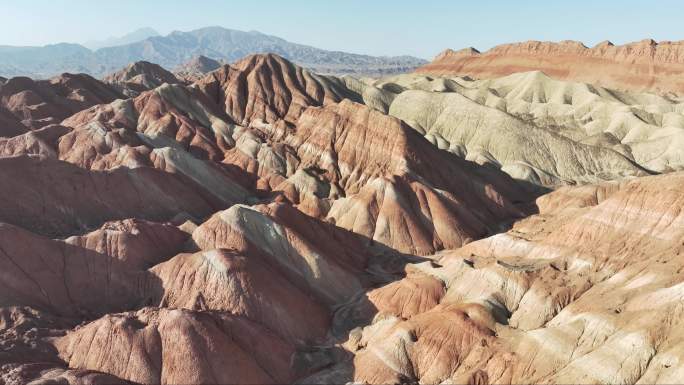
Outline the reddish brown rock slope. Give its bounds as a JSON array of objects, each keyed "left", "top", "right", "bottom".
[
  {"left": 104, "top": 60, "right": 182, "bottom": 97},
  {"left": 0, "top": 73, "right": 124, "bottom": 131},
  {"left": 417, "top": 39, "right": 684, "bottom": 95},
  {"left": 196, "top": 53, "right": 359, "bottom": 125},
  {"left": 341, "top": 171, "right": 684, "bottom": 384},
  {"left": 6, "top": 52, "right": 675, "bottom": 384}
]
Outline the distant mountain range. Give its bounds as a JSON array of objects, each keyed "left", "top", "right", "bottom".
[
  {"left": 0, "top": 26, "right": 427, "bottom": 78},
  {"left": 82, "top": 27, "right": 161, "bottom": 50}
]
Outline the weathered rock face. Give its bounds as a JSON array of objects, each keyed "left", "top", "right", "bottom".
[
  {"left": 60, "top": 83, "right": 236, "bottom": 166},
  {"left": 3, "top": 51, "right": 684, "bottom": 385},
  {"left": 0, "top": 306, "right": 74, "bottom": 366},
  {"left": 366, "top": 269, "right": 445, "bottom": 319},
  {"left": 0, "top": 223, "right": 147, "bottom": 317},
  {"left": 195, "top": 53, "right": 359, "bottom": 125},
  {"left": 192, "top": 203, "right": 373, "bottom": 305},
  {"left": 0, "top": 124, "right": 69, "bottom": 157},
  {"left": 60, "top": 62, "right": 528, "bottom": 256},
  {"left": 417, "top": 39, "right": 684, "bottom": 95},
  {"left": 0, "top": 106, "right": 28, "bottom": 138},
  {"left": 104, "top": 61, "right": 182, "bottom": 97},
  {"left": 353, "top": 303, "right": 498, "bottom": 384},
  {"left": 0, "top": 307, "right": 134, "bottom": 384},
  {"left": 174, "top": 55, "right": 223, "bottom": 82},
  {"left": 2, "top": 366, "right": 132, "bottom": 385},
  {"left": 0, "top": 155, "right": 223, "bottom": 236},
  {"left": 351, "top": 70, "right": 684, "bottom": 187},
  {"left": 289, "top": 100, "right": 529, "bottom": 254},
  {"left": 341, "top": 171, "right": 684, "bottom": 384},
  {"left": 149, "top": 249, "right": 331, "bottom": 344},
  {"left": 0, "top": 73, "right": 123, "bottom": 131},
  {"left": 64, "top": 219, "right": 189, "bottom": 270},
  {"left": 56, "top": 88, "right": 253, "bottom": 210},
  {"left": 216, "top": 96, "right": 531, "bottom": 253},
  {"left": 55, "top": 308, "right": 297, "bottom": 385}
]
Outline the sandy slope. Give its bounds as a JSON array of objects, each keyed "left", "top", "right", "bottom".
[{"left": 347, "top": 70, "right": 684, "bottom": 187}]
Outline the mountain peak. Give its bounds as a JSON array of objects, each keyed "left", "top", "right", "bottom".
[
  {"left": 107, "top": 60, "right": 177, "bottom": 82},
  {"left": 196, "top": 53, "right": 357, "bottom": 125},
  {"left": 174, "top": 55, "right": 223, "bottom": 82},
  {"left": 1, "top": 26, "right": 426, "bottom": 79},
  {"left": 189, "top": 55, "right": 222, "bottom": 71},
  {"left": 594, "top": 40, "right": 615, "bottom": 49},
  {"left": 434, "top": 47, "right": 480, "bottom": 61},
  {"left": 103, "top": 60, "right": 180, "bottom": 96},
  {"left": 84, "top": 27, "right": 160, "bottom": 50},
  {"left": 235, "top": 52, "right": 291, "bottom": 66}
]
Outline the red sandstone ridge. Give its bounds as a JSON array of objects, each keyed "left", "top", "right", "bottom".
[
  {"left": 0, "top": 73, "right": 124, "bottom": 133},
  {"left": 174, "top": 55, "right": 223, "bottom": 82},
  {"left": 417, "top": 39, "right": 684, "bottom": 94},
  {"left": 3, "top": 51, "right": 684, "bottom": 384},
  {"left": 103, "top": 60, "right": 182, "bottom": 97},
  {"left": 55, "top": 308, "right": 298, "bottom": 384},
  {"left": 339, "top": 171, "right": 684, "bottom": 384},
  {"left": 0, "top": 155, "right": 226, "bottom": 236},
  {"left": 288, "top": 100, "right": 529, "bottom": 254},
  {"left": 195, "top": 53, "right": 358, "bottom": 125}
]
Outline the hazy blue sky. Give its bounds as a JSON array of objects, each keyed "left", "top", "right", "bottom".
[{"left": 1, "top": 0, "right": 682, "bottom": 58}]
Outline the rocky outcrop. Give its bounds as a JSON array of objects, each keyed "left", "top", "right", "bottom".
[
  {"left": 61, "top": 56, "right": 529, "bottom": 256},
  {"left": 0, "top": 107, "right": 28, "bottom": 138},
  {"left": 290, "top": 100, "right": 529, "bottom": 254},
  {"left": 64, "top": 219, "right": 189, "bottom": 270},
  {"left": 354, "top": 70, "right": 684, "bottom": 186},
  {"left": 60, "top": 83, "right": 238, "bottom": 166},
  {"left": 0, "top": 155, "right": 225, "bottom": 236},
  {"left": 3, "top": 51, "right": 683, "bottom": 385},
  {"left": 417, "top": 39, "right": 684, "bottom": 95},
  {"left": 0, "top": 73, "right": 123, "bottom": 131},
  {"left": 195, "top": 53, "right": 359, "bottom": 125},
  {"left": 55, "top": 308, "right": 297, "bottom": 385},
  {"left": 174, "top": 55, "right": 222, "bottom": 82},
  {"left": 149, "top": 249, "right": 331, "bottom": 344},
  {"left": 0, "top": 305, "right": 132, "bottom": 384},
  {"left": 192, "top": 203, "right": 372, "bottom": 305},
  {"left": 353, "top": 303, "right": 498, "bottom": 384},
  {"left": 103, "top": 61, "right": 182, "bottom": 97},
  {"left": 341, "top": 171, "right": 684, "bottom": 384},
  {"left": 57, "top": 85, "right": 253, "bottom": 208},
  {"left": 0, "top": 223, "right": 146, "bottom": 316},
  {"left": 0, "top": 124, "right": 69, "bottom": 157},
  {"left": 366, "top": 268, "right": 445, "bottom": 319}
]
